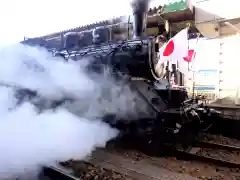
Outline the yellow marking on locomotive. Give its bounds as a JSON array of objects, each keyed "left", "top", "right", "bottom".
[{"left": 131, "top": 77, "right": 147, "bottom": 80}]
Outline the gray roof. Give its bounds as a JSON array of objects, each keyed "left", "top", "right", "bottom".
[{"left": 38, "top": 5, "right": 162, "bottom": 40}]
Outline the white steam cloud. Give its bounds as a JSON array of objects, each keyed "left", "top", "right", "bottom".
[{"left": 0, "top": 43, "right": 143, "bottom": 179}]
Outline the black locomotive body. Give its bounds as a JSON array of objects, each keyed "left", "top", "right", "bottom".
[
  {"left": 15, "top": 0, "right": 223, "bottom": 151},
  {"left": 51, "top": 32, "right": 221, "bottom": 151}
]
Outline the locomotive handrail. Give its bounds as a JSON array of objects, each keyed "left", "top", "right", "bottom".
[
  {"left": 60, "top": 38, "right": 149, "bottom": 52},
  {"left": 57, "top": 38, "right": 151, "bottom": 61}
]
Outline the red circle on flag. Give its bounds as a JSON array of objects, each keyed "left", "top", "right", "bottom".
[{"left": 163, "top": 40, "right": 174, "bottom": 56}]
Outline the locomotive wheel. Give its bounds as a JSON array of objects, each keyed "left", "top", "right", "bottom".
[{"left": 174, "top": 121, "right": 201, "bottom": 149}]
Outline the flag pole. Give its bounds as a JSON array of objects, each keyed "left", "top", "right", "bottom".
[
  {"left": 191, "top": 33, "right": 201, "bottom": 99},
  {"left": 167, "top": 23, "right": 172, "bottom": 89},
  {"left": 187, "top": 33, "right": 190, "bottom": 71},
  {"left": 167, "top": 24, "right": 172, "bottom": 106}
]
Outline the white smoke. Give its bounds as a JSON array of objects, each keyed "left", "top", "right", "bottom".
[
  {"left": 0, "top": 44, "right": 96, "bottom": 100},
  {"left": 63, "top": 68, "right": 146, "bottom": 120},
  {"left": 0, "top": 43, "right": 143, "bottom": 179}
]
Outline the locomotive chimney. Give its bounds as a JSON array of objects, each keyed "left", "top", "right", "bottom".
[{"left": 131, "top": 0, "right": 150, "bottom": 38}]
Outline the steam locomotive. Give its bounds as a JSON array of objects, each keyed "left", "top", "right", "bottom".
[
  {"left": 51, "top": 0, "right": 222, "bottom": 150},
  {"left": 16, "top": 0, "right": 221, "bottom": 151}
]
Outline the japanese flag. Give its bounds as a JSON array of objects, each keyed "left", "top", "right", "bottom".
[
  {"left": 160, "top": 27, "right": 189, "bottom": 64},
  {"left": 180, "top": 36, "right": 200, "bottom": 74},
  {"left": 178, "top": 49, "right": 195, "bottom": 75}
]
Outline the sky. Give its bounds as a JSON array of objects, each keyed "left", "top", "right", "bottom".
[
  {"left": 0, "top": 0, "right": 163, "bottom": 46},
  {"left": 1, "top": 0, "right": 238, "bottom": 47}
]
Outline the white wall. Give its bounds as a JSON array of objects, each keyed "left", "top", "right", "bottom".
[
  {"left": 189, "top": 38, "right": 219, "bottom": 70},
  {"left": 186, "top": 38, "right": 219, "bottom": 98},
  {"left": 194, "top": 0, "right": 240, "bottom": 38},
  {"left": 194, "top": 0, "right": 240, "bottom": 23},
  {"left": 187, "top": 36, "right": 240, "bottom": 104}
]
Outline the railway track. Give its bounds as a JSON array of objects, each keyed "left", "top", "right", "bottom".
[
  {"left": 15, "top": 166, "right": 79, "bottom": 180},
  {"left": 59, "top": 147, "right": 240, "bottom": 180},
  {"left": 59, "top": 160, "right": 132, "bottom": 180},
  {"left": 175, "top": 144, "right": 240, "bottom": 168},
  {"left": 38, "top": 105, "right": 240, "bottom": 180},
  {"left": 39, "top": 166, "right": 79, "bottom": 180},
  {"left": 174, "top": 133, "right": 240, "bottom": 168},
  {"left": 104, "top": 133, "right": 240, "bottom": 179},
  {"left": 57, "top": 133, "right": 240, "bottom": 180},
  {"left": 60, "top": 149, "right": 199, "bottom": 180},
  {"left": 36, "top": 133, "right": 240, "bottom": 180},
  {"left": 39, "top": 118, "right": 240, "bottom": 180}
]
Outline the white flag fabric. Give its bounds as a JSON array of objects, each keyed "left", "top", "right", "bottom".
[
  {"left": 179, "top": 36, "right": 200, "bottom": 74},
  {"left": 160, "top": 28, "right": 189, "bottom": 64}
]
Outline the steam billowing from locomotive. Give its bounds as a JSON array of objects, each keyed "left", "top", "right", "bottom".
[
  {"left": 131, "top": 0, "right": 150, "bottom": 38},
  {"left": 2, "top": 0, "right": 220, "bottom": 178},
  {"left": 0, "top": 43, "right": 151, "bottom": 179}
]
